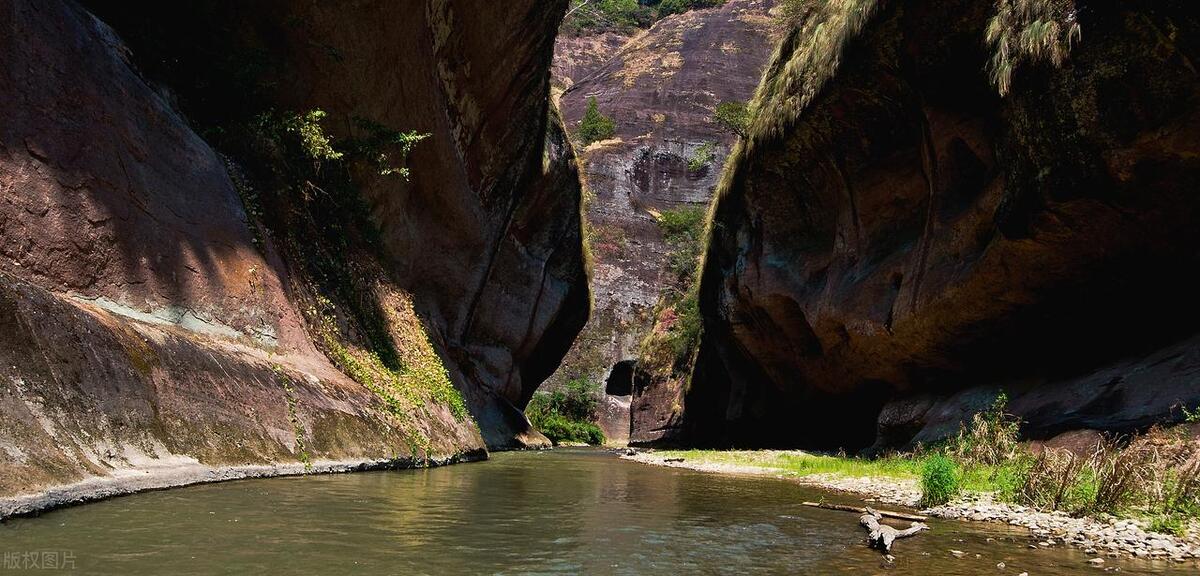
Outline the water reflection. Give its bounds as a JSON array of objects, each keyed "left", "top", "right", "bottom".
[{"left": 0, "top": 449, "right": 1192, "bottom": 575}]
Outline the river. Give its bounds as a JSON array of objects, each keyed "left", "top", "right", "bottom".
[{"left": 0, "top": 449, "right": 1190, "bottom": 574}]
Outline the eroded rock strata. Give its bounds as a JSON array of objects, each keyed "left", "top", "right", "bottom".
[
  {"left": 1, "top": 0, "right": 586, "bottom": 507},
  {"left": 685, "top": 0, "right": 1200, "bottom": 450},
  {"left": 549, "top": 0, "right": 778, "bottom": 445}
]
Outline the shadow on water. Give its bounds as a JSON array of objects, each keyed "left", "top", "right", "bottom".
[{"left": 0, "top": 449, "right": 1193, "bottom": 575}]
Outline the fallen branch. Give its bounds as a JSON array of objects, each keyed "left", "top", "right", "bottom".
[
  {"left": 860, "top": 508, "right": 929, "bottom": 553},
  {"left": 801, "top": 501, "right": 926, "bottom": 522}
]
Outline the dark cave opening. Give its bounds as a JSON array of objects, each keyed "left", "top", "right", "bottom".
[{"left": 605, "top": 360, "right": 637, "bottom": 396}]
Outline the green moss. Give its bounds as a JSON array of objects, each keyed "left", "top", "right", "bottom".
[
  {"left": 639, "top": 204, "right": 707, "bottom": 381},
  {"left": 745, "top": 0, "right": 880, "bottom": 144},
  {"left": 272, "top": 363, "right": 311, "bottom": 470},
  {"left": 307, "top": 298, "right": 470, "bottom": 461},
  {"left": 687, "top": 142, "right": 717, "bottom": 172}
]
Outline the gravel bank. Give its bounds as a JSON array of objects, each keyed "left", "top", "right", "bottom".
[{"left": 625, "top": 451, "right": 1200, "bottom": 564}]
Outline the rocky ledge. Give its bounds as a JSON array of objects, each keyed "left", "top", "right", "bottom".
[{"left": 0, "top": 450, "right": 486, "bottom": 522}]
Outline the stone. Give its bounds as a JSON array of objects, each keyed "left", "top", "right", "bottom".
[
  {"left": 0, "top": 0, "right": 589, "bottom": 508},
  {"left": 546, "top": 0, "right": 780, "bottom": 446},
  {"left": 677, "top": 0, "right": 1200, "bottom": 452}
]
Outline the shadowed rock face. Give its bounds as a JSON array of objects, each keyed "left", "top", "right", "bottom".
[
  {"left": 1, "top": 0, "right": 585, "bottom": 501},
  {"left": 0, "top": 0, "right": 488, "bottom": 498},
  {"left": 78, "top": 0, "right": 589, "bottom": 450},
  {"left": 687, "top": 0, "right": 1200, "bottom": 451},
  {"left": 549, "top": 0, "right": 778, "bottom": 445}
]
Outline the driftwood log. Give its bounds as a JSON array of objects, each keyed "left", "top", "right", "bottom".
[
  {"left": 859, "top": 508, "right": 928, "bottom": 553},
  {"left": 800, "top": 501, "right": 927, "bottom": 522}
]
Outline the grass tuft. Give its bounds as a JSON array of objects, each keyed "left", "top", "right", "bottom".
[{"left": 921, "top": 454, "right": 960, "bottom": 507}]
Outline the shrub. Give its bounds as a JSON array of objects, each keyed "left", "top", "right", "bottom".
[
  {"left": 1089, "top": 436, "right": 1147, "bottom": 514},
  {"left": 656, "top": 205, "right": 705, "bottom": 279},
  {"left": 984, "top": 0, "right": 1082, "bottom": 96},
  {"left": 639, "top": 205, "right": 707, "bottom": 380},
  {"left": 712, "top": 101, "right": 750, "bottom": 137},
  {"left": 950, "top": 391, "right": 1021, "bottom": 467},
  {"left": 536, "top": 413, "right": 606, "bottom": 446},
  {"left": 578, "top": 97, "right": 616, "bottom": 146},
  {"left": 562, "top": 0, "right": 725, "bottom": 35},
  {"left": 687, "top": 142, "right": 716, "bottom": 172},
  {"left": 921, "top": 454, "right": 960, "bottom": 507},
  {"left": 1005, "top": 448, "right": 1095, "bottom": 512},
  {"left": 562, "top": 0, "right": 655, "bottom": 36},
  {"left": 1182, "top": 403, "right": 1200, "bottom": 423},
  {"left": 257, "top": 109, "right": 343, "bottom": 170},
  {"left": 525, "top": 378, "right": 605, "bottom": 446},
  {"left": 657, "top": 0, "right": 725, "bottom": 17},
  {"left": 345, "top": 117, "right": 429, "bottom": 178}
]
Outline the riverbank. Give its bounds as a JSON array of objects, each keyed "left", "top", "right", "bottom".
[
  {"left": 0, "top": 449, "right": 487, "bottom": 521},
  {"left": 625, "top": 450, "right": 1200, "bottom": 564}
]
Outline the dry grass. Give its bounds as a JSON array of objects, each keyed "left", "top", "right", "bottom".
[
  {"left": 747, "top": 0, "right": 878, "bottom": 143},
  {"left": 949, "top": 393, "right": 1023, "bottom": 467},
  {"left": 985, "top": 0, "right": 1082, "bottom": 95},
  {"left": 1003, "top": 427, "right": 1200, "bottom": 530}
]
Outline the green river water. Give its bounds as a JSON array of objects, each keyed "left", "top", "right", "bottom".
[{"left": 1, "top": 449, "right": 1192, "bottom": 574}]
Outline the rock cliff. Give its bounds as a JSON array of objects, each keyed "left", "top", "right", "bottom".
[
  {"left": 549, "top": 0, "right": 778, "bottom": 445},
  {"left": 0, "top": 0, "right": 585, "bottom": 506},
  {"left": 686, "top": 0, "right": 1200, "bottom": 450}
]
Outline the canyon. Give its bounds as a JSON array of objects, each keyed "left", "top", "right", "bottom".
[
  {"left": 1, "top": 0, "right": 586, "bottom": 507},
  {"left": 2, "top": 0, "right": 1198, "bottom": 535},
  {"left": 549, "top": 0, "right": 778, "bottom": 445}
]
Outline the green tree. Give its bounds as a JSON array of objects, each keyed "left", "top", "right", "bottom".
[
  {"left": 578, "top": 97, "right": 616, "bottom": 146},
  {"left": 712, "top": 101, "right": 750, "bottom": 137},
  {"left": 563, "top": 0, "right": 654, "bottom": 36},
  {"left": 658, "top": 0, "right": 725, "bottom": 17},
  {"left": 525, "top": 378, "right": 606, "bottom": 446}
]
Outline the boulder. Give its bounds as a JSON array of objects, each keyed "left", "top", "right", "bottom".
[{"left": 686, "top": 0, "right": 1200, "bottom": 450}]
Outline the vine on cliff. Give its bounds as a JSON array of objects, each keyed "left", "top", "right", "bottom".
[
  {"left": 233, "top": 108, "right": 474, "bottom": 454},
  {"left": 985, "top": 0, "right": 1082, "bottom": 96},
  {"left": 639, "top": 205, "right": 707, "bottom": 382}
]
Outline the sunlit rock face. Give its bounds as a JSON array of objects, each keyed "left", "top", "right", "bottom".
[
  {"left": 1, "top": 0, "right": 587, "bottom": 503},
  {"left": 686, "top": 0, "right": 1200, "bottom": 451},
  {"left": 548, "top": 0, "right": 779, "bottom": 445}
]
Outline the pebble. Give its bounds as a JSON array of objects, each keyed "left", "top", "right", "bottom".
[{"left": 631, "top": 453, "right": 1200, "bottom": 564}]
